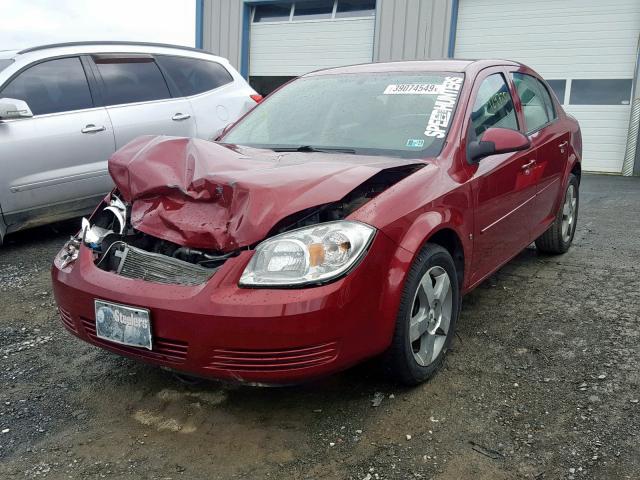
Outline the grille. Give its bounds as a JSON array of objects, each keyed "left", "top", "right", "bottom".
[
  {"left": 81, "top": 317, "right": 188, "bottom": 363},
  {"left": 58, "top": 307, "right": 78, "bottom": 333},
  {"left": 207, "top": 342, "right": 339, "bottom": 372},
  {"left": 106, "top": 242, "right": 216, "bottom": 286}
]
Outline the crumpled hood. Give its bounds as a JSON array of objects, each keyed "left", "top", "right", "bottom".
[{"left": 109, "top": 136, "right": 423, "bottom": 251}]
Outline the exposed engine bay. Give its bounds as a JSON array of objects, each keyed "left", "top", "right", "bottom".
[{"left": 81, "top": 194, "right": 233, "bottom": 286}]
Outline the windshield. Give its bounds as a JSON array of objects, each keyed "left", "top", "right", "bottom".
[
  {"left": 0, "top": 59, "right": 14, "bottom": 74},
  {"left": 223, "top": 72, "right": 464, "bottom": 158}
]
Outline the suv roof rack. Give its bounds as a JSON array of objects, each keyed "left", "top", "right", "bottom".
[{"left": 18, "top": 41, "right": 204, "bottom": 55}]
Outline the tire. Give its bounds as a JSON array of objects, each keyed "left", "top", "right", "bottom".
[
  {"left": 386, "top": 243, "right": 460, "bottom": 386},
  {"left": 535, "top": 173, "right": 579, "bottom": 254}
]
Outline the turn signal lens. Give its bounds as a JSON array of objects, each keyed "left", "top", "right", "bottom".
[{"left": 250, "top": 94, "right": 263, "bottom": 103}]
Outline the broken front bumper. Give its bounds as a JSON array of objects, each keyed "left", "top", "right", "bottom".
[{"left": 51, "top": 232, "right": 406, "bottom": 384}]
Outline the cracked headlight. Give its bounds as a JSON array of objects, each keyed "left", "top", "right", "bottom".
[
  {"left": 240, "top": 221, "right": 376, "bottom": 287},
  {"left": 54, "top": 236, "right": 81, "bottom": 269}
]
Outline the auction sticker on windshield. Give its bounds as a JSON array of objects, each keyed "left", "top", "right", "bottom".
[
  {"left": 384, "top": 83, "right": 445, "bottom": 95},
  {"left": 95, "top": 300, "right": 152, "bottom": 350}
]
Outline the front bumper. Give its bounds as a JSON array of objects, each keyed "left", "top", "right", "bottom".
[{"left": 51, "top": 232, "right": 404, "bottom": 384}]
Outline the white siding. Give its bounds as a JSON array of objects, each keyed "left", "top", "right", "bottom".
[
  {"left": 455, "top": 0, "right": 640, "bottom": 173},
  {"left": 249, "top": 18, "right": 375, "bottom": 76}
]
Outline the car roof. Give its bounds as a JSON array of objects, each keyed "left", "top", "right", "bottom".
[
  {"left": 306, "top": 59, "right": 523, "bottom": 76},
  {"left": 8, "top": 41, "right": 228, "bottom": 65},
  {"left": 17, "top": 41, "right": 204, "bottom": 55}
]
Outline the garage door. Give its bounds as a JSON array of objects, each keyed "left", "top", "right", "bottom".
[
  {"left": 455, "top": 0, "right": 640, "bottom": 173},
  {"left": 248, "top": 0, "right": 375, "bottom": 94}
]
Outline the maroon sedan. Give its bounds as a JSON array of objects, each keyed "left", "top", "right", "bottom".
[{"left": 52, "top": 59, "right": 581, "bottom": 385}]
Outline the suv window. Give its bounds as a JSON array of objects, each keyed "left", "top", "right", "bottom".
[
  {"left": 156, "top": 56, "right": 233, "bottom": 97},
  {"left": 470, "top": 73, "right": 518, "bottom": 138},
  {"left": 0, "top": 57, "right": 93, "bottom": 116},
  {"left": 94, "top": 57, "right": 170, "bottom": 106},
  {"left": 512, "top": 73, "right": 555, "bottom": 132}
]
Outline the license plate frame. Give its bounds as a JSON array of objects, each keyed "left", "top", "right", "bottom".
[{"left": 94, "top": 300, "right": 152, "bottom": 350}]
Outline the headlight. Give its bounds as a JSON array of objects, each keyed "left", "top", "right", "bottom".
[
  {"left": 239, "top": 221, "right": 375, "bottom": 287},
  {"left": 54, "top": 236, "right": 81, "bottom": 269}
]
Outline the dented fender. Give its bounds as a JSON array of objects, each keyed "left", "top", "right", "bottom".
[{"left": 350, "top": 161, "right": 474, "bottom": 290}]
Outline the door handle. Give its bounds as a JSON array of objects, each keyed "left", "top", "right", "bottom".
[
  {"left": 172, "top": 113, "right": 191, "bottom": 121},
  {"left": 558, "top": 141, "right": 568, "bottom": 149},
  {"left": 521, "top": 159, "right": 536, "bottom": 170},
  {"left": 81, "top": 124, "right": 105, "bottom": 134}
]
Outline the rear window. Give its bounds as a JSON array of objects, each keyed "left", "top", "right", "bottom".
[
  {"left": 156, "top": 56, "right": 233, "bottom": 97},
  {"left": 512, "top": 73, "right": 555, "bottom": 133},
  {"left": 94, "top": 57, "right": 171, "bottom": 106},
  {"left": 223, "top": 72, "right": 464, "bottom": 159}
]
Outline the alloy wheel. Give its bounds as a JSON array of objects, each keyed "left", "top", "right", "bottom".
[
  {"left": 409, "top": 266, "right": 453, "bottom": 367},
  {"left": 561, "top": 184, "right": 577, "bottom": 242}
]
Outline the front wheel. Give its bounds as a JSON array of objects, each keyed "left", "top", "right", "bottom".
[
  {"left": 535, "top": 173, "right": 579, "bottom": 254},
  {"left": 386, "top": 243, "right": 460, "bottom": 385}
]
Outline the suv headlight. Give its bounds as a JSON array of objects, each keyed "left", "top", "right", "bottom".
[{"left": 239, "top": 221, "right": 375, "bottom": 287}]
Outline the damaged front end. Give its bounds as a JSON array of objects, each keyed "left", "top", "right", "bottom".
[
  {"left": 68, "top": 193, "right": 234, "bottom": 286},
  {"left": 57, "top": 136, "right": 426, "bottom": 288}
]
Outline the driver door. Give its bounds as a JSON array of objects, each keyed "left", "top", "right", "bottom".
[{"left": 466, "top": 69, "right": 538, "bottom": 286}]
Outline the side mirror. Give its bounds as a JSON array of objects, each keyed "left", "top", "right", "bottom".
[
  {"left": 468, "top": 127, "right": 530, "bottom": 163},
  {"left": 0, "top": 98, "right": 33, "bottom": 120}
]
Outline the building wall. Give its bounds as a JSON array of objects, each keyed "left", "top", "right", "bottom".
[
  {"left": 201, "top": 0, "right": 456, "bottom": 74},
  {"left": 202, "top": 0, "right": 244, "bottom": 70},
  {"left": 373, "top": 0, "right": 454, "bottom": 62}
]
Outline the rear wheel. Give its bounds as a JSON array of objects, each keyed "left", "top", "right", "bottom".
[
  {"left": 386, "top": 243, "right": 459, "bottom": 385},
  {"left": 535, "top": 173, "right": 579, "bottom": 254}
]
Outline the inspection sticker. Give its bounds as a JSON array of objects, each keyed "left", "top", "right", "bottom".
[
  {"left": 406, "top": 139, "right": 425, "bottom": 148},
  {"left": 384, "top": 83, "right": 444, "bottom": 95},
  {"left": 424, "top": 76, "right": 463, "bottom": 139}
]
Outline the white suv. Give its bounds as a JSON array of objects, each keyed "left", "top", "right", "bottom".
[{"left": 0, "top": 41, "right": 259, "bottom": 244}]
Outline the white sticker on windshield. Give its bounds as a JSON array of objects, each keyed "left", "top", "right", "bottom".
[
  {"left": 384, "top": 84, "right": 445, "bottom": 95},
  {"left": 424, "top": 76, "right": 463, "bottom": 139}
]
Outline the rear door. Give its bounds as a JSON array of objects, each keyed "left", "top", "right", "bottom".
[
  {"left": 155, "top": 55, "right": 255, "bottom": 140},
  {"left": 0, "top": 56, "right": 115, "bottom": 225},
  {"left": 466, "top": 68, "right": 538, "bottom": 286},
  {"left": 90, "top": 54, "right": 196, "bottom": 149},
  {"left": 508, "top": 70, "right": 569, "bottom": 235}
]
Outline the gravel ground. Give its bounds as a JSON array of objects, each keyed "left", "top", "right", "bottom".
[{"left": 0, "top": 174, "right": 638, "bottom": 480}]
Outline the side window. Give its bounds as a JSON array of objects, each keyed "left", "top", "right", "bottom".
[
  {"left": 0, "top": 57, "right": 93, "bottom": 116},
  {"left": 511, "top": 73, "right": 555, "bottom": 133},
  {"left": 156, "top": 56, "right": 234, "bottom": 97},
  {"left": 470, "top": 73, "right": 518, "bottom": 138},
  {"left": 94, "top": 57, "right": 170, "bottom": 106}
]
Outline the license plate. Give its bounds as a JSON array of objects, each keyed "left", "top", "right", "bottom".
[{"left": 94, "top": 300, "right": 152, "bottom": 350}]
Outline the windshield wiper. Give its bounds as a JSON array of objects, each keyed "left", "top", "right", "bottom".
[{"left": 272, "top": 145, "right": 356, "bottom": 154}]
